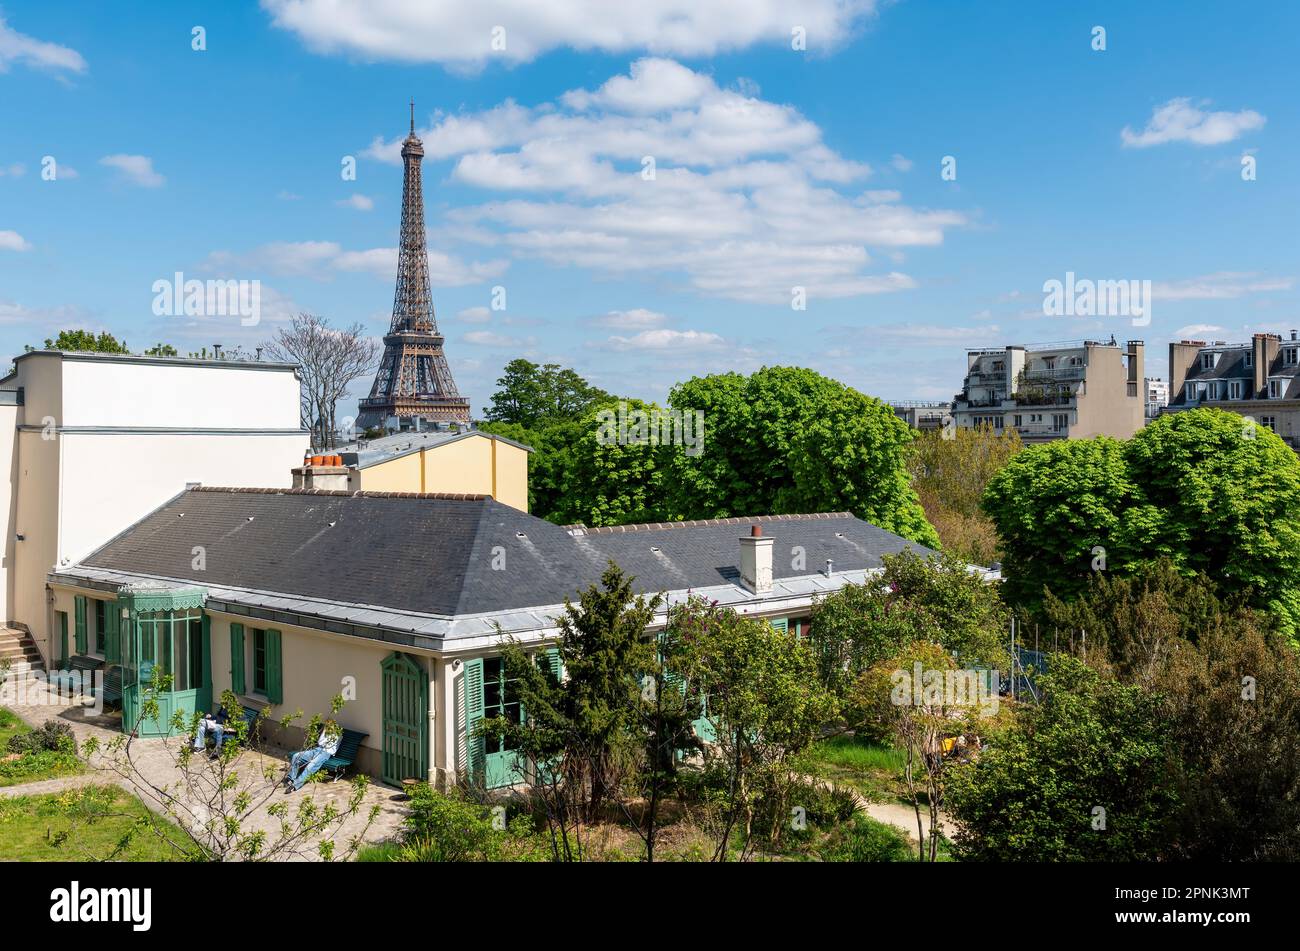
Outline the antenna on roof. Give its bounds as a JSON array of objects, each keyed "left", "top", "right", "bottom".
[{"left": 409, "top": 98, "right": 415, "bottom": 133}]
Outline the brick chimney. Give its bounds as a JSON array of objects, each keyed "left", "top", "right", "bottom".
[
  {"left": 739, "top": 524, "right": 774, "bottom": 595},
  {"left": 292, "top": 454, "right": 351, "bottom": 491}
]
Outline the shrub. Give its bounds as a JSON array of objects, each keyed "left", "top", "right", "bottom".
[
  {"left": 6, "top": 719, "right": 74, "bottom": 755},
  {"left": 819, "top": 814, "right": 913, "bottom": 862}
]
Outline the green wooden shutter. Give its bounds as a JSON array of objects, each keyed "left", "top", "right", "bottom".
[
  {"left": 73, "top": 596, "right": 87, "bottom": 654},
  {"left": 544, "top": 646, "right": 562, "bottom": 681},
  {"left": 230, "top": 623, "right": 245, "bottom": 695},
  {"left": 770, "top": 617, "right": 789, "bottom": 634},
  {"left": 462, "top": 658, "right": 485, "bottom": 782},
  {"left": 265, "top": 629, "right": 283, "bottom": 704},
  {"left": 201, "top": 615, "right": 212, "bottom": 693},
  {"left": 104, "top": 601, "right": 120, "bottom": 664}
]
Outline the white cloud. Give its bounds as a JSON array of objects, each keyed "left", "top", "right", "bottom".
[
  {"left": 1154, "top": 272, "right": 1292, "bottom": 301},
  {"left": 0, "top": 163, "right": 25, "bottom": 177},
  {"left": 1173, "top": 324, "right": 1226, "bottom": 338},
  {"left": 455, "top": 306, "right": 492, "bottom": 323},
  {"left": 364, "top": 59, "right": 963, "bottom": 304},
  {"left": 591, "top": 308, "right": 669, "bottom": 330},
  {"left": 277, "top": 190, "right": 302, "bottom": 201},
  {"left": 0, "top": 230, "right": 31, "bottom": 252},
  {"left": 99, "top": 154, "right": 165, "bottom": 187},
  {"left": 890, "top": 153, "right": 912, "bottom": 172},
  {"left": 262, "top": 0, "right": 879, "bottom": 67},
  {"left": 0, "top": 13, "right": 86, "bottom": 75},
  {"left": 1122, "top": 98, "right": 1266, "bottom": 148},
  {"left": 336, "top": 193, "right": 374, "bottom": 210},
  {"left": 204, "top": 240, "right": 508, "bottom": 286},
  {"left": 463, "top": 329, "right": 530, "bottom": 347},
  {"left": 598, "top": 328, "right": 725, "bottom": 351}
]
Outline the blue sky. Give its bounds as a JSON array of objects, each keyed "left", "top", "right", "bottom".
[{"left": 1, "top": 0, "right": 1296, "bottom": 411}]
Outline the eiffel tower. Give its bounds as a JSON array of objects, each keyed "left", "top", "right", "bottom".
[{"left": 357, "top": 103, "right": 471, "bottom": 430}]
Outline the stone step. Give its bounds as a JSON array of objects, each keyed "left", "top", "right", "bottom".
[{"left": 1, "top": 659, "right": 46, "bottom": 677}]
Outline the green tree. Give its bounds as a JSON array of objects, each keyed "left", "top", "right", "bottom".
[
  {"left": 483, "top": 562, "right": 661, "bottom": 860},
  {"left": 1125, "top": 408, "right": 1300, "bottom": 632},
  {"left": 809, "top": 550, "right": 1008, "bottom": 705},
  {"left": 984, "top": 408, "right": 1300, "bottom": 635},
  {"left": 549, "top": 398, "right": 671, "bottom": 527},
  {"left": 1154, "top": 624, "right": 1300, "bottom": 861},
  {"left": 483, "top": 359, "right": 612, "bottom": 428},
  {"left": 143, "top": 343, "right": 178, "bottom": 356},
  {"left": 982, "top": 435, "right": 1146, "bottom": 613},
  {"left": 668, "top": 366, "right": 937, "bottom": 546},
  {"left": 666, "top": 596, "right": 837, "bottom": 858},
  {"left": 946, "top": 656, "right": 1179, "bottom": 861},
  {"left": 32, "top": 330, "right": 131, "bottom": 354}
]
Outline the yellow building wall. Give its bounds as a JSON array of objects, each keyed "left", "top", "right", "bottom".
[{"left": 353, "top": 433, "right": 529, "bottom": 512}]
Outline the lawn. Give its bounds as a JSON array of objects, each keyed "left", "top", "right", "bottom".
[
  {"left": 0, "top": 784, "right": 187, "bottom": 861},
  {"left": 0, "top": 707, "right": 27, "bottom": 749},
  {"left": 797, "top": 734, "right": 911, "bottom": 804},
  {"left": 0, "top": 708, "right": 84, "bottom": 788}
]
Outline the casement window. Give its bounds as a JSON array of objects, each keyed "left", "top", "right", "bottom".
[
  {"left": 1053, "top": 413, "right": 1069, "bottom": 432},
  {"left": 1201, "top": 353, "right": 1215, "bottom": 370},
  {"left": 464, "top": 650, "right": 559, "bottom": 788},
  {"left": 1269, "top": 380, "right": 1284, "bottom": 399},
  {"left": 74, "top": 596, "right": 87, "bottom": 655},
  {"left": 1286, "top": 348, "right": 1298, "bottom": 367},
  {"left": 1013, "top": 415, "right": 1023, "bottom": 427},
  {"left": 1245, "top": 352, "right": 1254, "bottom": 367},
  {"left": 94, "top": 600, "right": 106, "bottom": 654},
  {"left": 230, "top": 623, "right": 282, "bottom": 703},
  {"left": 1262, "top": 416, "right": 1277, "bottom": 431},
  {"left": 56, "top": 611, "right": 69, "bottom": 666},
  {"left": 1229, "top": 380, "right": 1243, "bottom": 400}
]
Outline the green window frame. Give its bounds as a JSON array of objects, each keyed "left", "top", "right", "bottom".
[
  {"left": 246, "top": 626, "right": 283, "bottom": 704},
  {"left": 482, "top": 656, "right": 522, "bottom": 754},
  {"left": 252, "top": 629, "right": 268, "bottom": 694}
]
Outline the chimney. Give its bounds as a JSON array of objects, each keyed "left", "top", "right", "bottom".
[
  {"left": 738, "top": 524, "right": 774, "bottom": 595},
  {"left": 291, "top": 454, "right": 351, "bottom": 491}
]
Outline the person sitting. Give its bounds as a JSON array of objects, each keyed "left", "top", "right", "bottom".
[
  {"left": 192, "top": 708, "right": 230, "bottom": 758},
  {"left": 285, "top": 719, "right": 342, "bottom": 792}
]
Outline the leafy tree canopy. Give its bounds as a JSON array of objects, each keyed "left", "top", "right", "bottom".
[
  {"left": 31, "top": 329, "right": 131, "bottom": 354},
  {"left": 483, "top": 358, "right": 613, "bottom": 428},
  {"left": 983, "top": 408, "right": 1300, "bottom": 634}
]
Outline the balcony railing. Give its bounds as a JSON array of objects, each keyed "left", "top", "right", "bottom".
[{"left": 1023, "top": 366, "right": 1086, "bottom": 381}]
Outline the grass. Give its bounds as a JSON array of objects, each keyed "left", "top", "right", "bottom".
[
  {"left": 356, "top": 841, "right": 404, "bottom": 862},
  {"left": 0, "top": 707, "right": 27, "bottom": 749},
  {"left": 0, "top": 784, "right": 188, "bottom": 861},
  {"left": 0, "top": 708, "right": 84, "bottom": 788},
  {"left": 798, "top": 734, "right": 911, "bottom": 804}
]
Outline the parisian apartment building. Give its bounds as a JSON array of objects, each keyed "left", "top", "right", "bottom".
[
  {"left": 950, "top": 338, "right": 1146, "bottom": 442},
  {"left": 1164, "top": 331, "right": 1300, "bottom": 449}
]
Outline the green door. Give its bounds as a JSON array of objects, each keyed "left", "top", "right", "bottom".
[
  {"left": 57, "top": 612, "right": 68, "bottom": 669},
  {"left": 381, "top": 652, "right": 427, "bottom": 787},
  {"left": 463, "top": 656, "right": 524, "bottom": 789}
]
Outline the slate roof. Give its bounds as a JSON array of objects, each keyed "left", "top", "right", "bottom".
[
  {"left": 75, "top": 487, "right": 931, "bottom": 619},
  {"left": 1171, "top": 342, "right": 1300, "bottom": 406}
]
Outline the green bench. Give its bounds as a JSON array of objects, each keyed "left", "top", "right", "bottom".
[
  {"left": 199, "top": 704, "right": 264, "bottom": 750},
  {"left": 322, "top": 729, "right": 367, "bottom": 781},
  {"left": 52, "top": 655, "right": 102, "bottom": 694}
]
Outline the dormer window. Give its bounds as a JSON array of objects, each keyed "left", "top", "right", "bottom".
[
  {"left": 1269, "top": 380, "right": 1284, "bottom": 399},
  {"left": 1245, "top": 352, "right": 1254, "bottom": 368},
  {"left": 1229, "top": 380, "right": 1243, "bottom": 400},
  {"left": 1200, "top": 352, "right": 1217, "bottom": 371},
  {"left": 1286, "top": 348, "right": 1298, "bottom": 367}
]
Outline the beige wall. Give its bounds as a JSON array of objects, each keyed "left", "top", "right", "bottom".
[
  {"left": 6, "top": 353, "right": 308, "bottom": 660},
  {"left": 0, "top": 403, "right": 18, "bottom": 623},
  {"left": 206, "top": 611, "right": 434, "bottom": 779},
  {"left": 353, "top": 433, "right": 530, "bottom": 512}
]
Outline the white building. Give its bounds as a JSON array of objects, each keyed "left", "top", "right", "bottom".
[{"left": 0, "top": 350, "right": 308, "bottom": 664}]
